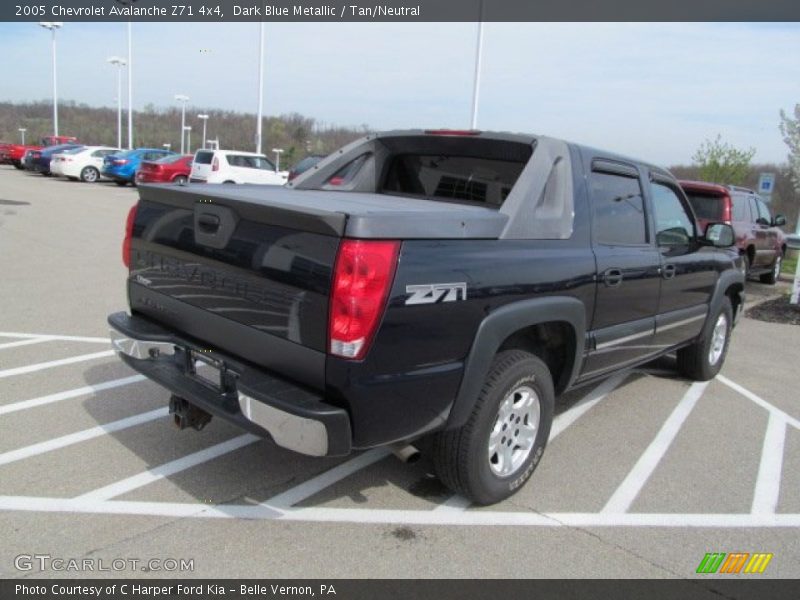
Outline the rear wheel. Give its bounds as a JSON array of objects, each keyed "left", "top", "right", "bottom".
[
  {"left": 173, "top": 175, "right": 188, "bottom": 185},
  {"left": 80, "top": 166, "right": 99, "bottom": 183},
  {"left": 114, "top": 180, "right": 127, "bottom": 187},
  {"left": 223, "top": 180, "right": 235, "bottom": 184},
  {"left": 759, "top": 254, "right": 782, "bottom": 285},
  {"left": 431, "top": 350, "right": 554, "bottom": 505},
  {"left": 676, "top": 298, "right": 732, "bottom": 381},
  {"left": 13, "top": 161, "right": 24, "bottom": 170}
]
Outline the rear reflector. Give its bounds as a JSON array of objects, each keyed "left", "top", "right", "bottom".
[
  {"left": 329, "top": 239, "right": 400, "bottom": 360},
  {"left": 122, "top": 204, "right": 138, "bottom": 268}
]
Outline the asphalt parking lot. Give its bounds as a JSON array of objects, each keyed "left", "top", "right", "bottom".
[{"left": 0, "top": 166, "right": 799, "bottom": 580}]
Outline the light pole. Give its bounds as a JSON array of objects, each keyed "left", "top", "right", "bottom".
[
  {"left": 183, "top": 126, "right": 192, "bottom": 154},
  {"left": 470, "top": 0, "right": 484, "bottom": 129},
  {"left": 127, "top": 22, "right": 133, "bottom": 149},
  {"left": 256, "top": 22, "right": 265, "bottom": 155},
  {"left": 197, "top": 114, "right": 209, "bottom": 149},
  {"left": 174, "top": 94, "right": 189, "bottom": 154},
  {"left": 271, "top": 147, "right": 284, "bottom": 172},
  {"left": 18, "top": 128, "right": 27, "bottom": 144},
  {"left": 107, "top": 56, "right": 127, "bottom": 149},
  {"left": 38, "top": 22, "right": 63, "bottom": 136}
]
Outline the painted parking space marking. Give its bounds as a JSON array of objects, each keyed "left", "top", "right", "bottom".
[
  {"left": 0, "top": 337, "right": 55, "bottom": 351},
  {"left": 0, "top": 408, "right": 167, "bottom": 467},
  {"left": 0, "top": 349, "right": 115, "bottom": 379},
  {"left": 602, "top": 381, "right": 708, "bottom": 514},
  {"left": 751, "top": 414, "right": 787, "bottom": 515},
  {"left": 0, "top": 330, "right": 797, "bottom": 530},
  {"left": 76, "top": 434, "right": 259, "bottom": 501},
  {"left": 0, "top": 374, "right": 146, "bottom": 415},
  {"left": 0, "top": 331, "right": 110, "bottom": 344}
]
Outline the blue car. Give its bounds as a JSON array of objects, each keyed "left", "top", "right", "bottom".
[
  {"left": 33, "top": 143, "right": 83, "bottom": 175},
  {"left": 102, "top": 148, "right": 176, "bottom": 186}
]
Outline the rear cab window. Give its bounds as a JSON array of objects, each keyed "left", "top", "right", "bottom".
[
  {"left": 684, "top": 191, "right": 723, "bottom": 221},
  {"left": 194, "top": 151, "right": 214, "bottom": 165},
  {"left": 589, "top": 161, "right": 647, "bottom": 246}
]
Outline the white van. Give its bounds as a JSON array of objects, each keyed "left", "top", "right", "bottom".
[{"left": 190, "top": 149, "right": 288, "bottom": 185}]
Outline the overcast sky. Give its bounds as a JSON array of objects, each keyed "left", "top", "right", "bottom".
[{"left": 1, "top": 22, "right": 798, "bottom": 166}]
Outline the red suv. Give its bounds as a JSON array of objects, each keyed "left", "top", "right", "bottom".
[{"left": 680, "top": 181, "right": 787, "bottom": 284}]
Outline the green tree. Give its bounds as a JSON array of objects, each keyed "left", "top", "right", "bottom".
[
  {"left": 779, "top": 104, "right": 800, "bottom": 195},
  {"left": 691, "top": 134, "right": 755, "bottom": 185}
]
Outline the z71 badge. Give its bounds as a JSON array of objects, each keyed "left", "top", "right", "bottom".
[{"left": 405, "top": 283, "right": 467, "bottom": 305}]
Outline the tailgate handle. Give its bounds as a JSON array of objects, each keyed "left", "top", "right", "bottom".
[{"left": 198, "top": 213, "right": 221, "bottom": 233}]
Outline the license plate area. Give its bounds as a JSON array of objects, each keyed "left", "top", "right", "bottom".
[{"left": 189, "top": 350, "right": 224, "bottom": 390}]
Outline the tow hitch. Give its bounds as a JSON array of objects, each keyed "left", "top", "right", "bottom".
[{"left": 169, "top": 395, "right": 213, "bottom": 431}]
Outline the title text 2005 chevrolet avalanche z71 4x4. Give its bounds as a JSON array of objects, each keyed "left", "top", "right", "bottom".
[{"left": 108, "top": 130, "right": 744, "bottom": 504}]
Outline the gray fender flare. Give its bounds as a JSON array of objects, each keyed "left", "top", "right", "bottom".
[
  {"left": 446, "top": 296, "right": 586, "bottom": 430},
  {"left": 706, "top": 268, "right": 746, "bottom": 332}
]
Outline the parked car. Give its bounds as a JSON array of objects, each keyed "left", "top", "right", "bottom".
[
  {"left": 109, "top": 129, "right": 744, "bottom": 505},
  {"left": 22, "top": 149, "right": 40, "bottom": 170},
  {"left": 1, "top": 136, "right": 79, "bottom": 170},
  {"left": 102, "top": 148, "right": 176, "bottom": 186},
  {"left": 135, "top": 154, "right": 193, "bottom": 185},
  {"left": 51, "top": 146, "right": 121, "bottom": 182},
  {"left": 189, "top": 149, "right": 288, "bottom": 185},
  {"left": 32, "top": 143, "right": 83, "bottom": 175},
  {"left": 287, "top": 154, "right": 325, "bottom": 181},
  {"left": 680, "top": 181, "right": 787, "bottom": 284}
]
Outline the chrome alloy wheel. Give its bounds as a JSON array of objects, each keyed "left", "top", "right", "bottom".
[
  {"left": 488, "top": 385, "right": 540, "bottom": 477},
  {"left": 708, "top": 313, "right": 728, "bottom": 366}
]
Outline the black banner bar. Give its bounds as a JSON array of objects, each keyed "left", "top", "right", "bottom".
[
  {"left": 2, "top": 579, "right": 800, "bottom": 600},
  {"left": 4, "top": 0, "right": 800, "bottom": 22}
]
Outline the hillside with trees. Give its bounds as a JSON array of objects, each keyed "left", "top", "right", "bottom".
[{"left": 0, "top": 100, "right": 366, "bottom": 168}]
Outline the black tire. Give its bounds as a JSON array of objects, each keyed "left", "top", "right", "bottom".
[
  {"left": 759, "top": 254, "right": 781, "bottom": 285},
  {"left": 431, "top": 350, "right": 554, "bottom": 505},
  {"left": 115, "top": 180, "right": 127, "bottom": 187},
  {"left": 173, "top": 175, "right": 188, "bottom": 185},
  {"left": 223, "top": 180, "right": 236, "bottom": 184},
  {"left": 676, "top": 297, "right": 733, "bottom": 381},
  {"left": 80, "top": 166, "right": 100, "bottom": 183},
  {"left": 13, "top": 161, "right": 24, "bottom": 170}
]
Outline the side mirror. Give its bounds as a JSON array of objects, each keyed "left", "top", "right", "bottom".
[
  {"left": 773, "top": 214, "right": 787, "bottom": 227},
  {"left": 703, "top": 222, "right": 735, "bottom": 248}
]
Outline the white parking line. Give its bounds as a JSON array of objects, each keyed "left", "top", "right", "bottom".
[
  {"left": 0, "top": 337, "right": 55, "bottom": 351},
  {"left": 0, "top": 374, "right": 146, "bottom": 415},
  {"left": 601, "top": 381, "right": 707, "bottom": 514},
  {"left": 0, "top": 495, "right": 798, "bottom": 527},
  {"left": 751, "top": 413, "right": 787, "bottom": 515},
  {"left": 75, "top": 434, "right": 259, "bottom": 501},
  {"left": 0, "top": 331, "right": 110, "bottom": 344},
  {"left": 717, "top": 375, "right": 800, "bottom": 431},
  {"left": 0, "top": 408, "right": 167, "bottom": 467},
  {"left": 263, "top": 449, "right": 391, "bottom": 510},
  {"left": 0, "top": 350, "right": 115, "bottom": 379}
]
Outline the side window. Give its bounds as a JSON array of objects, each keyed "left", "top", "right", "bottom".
[
  {"left": 650, "top": 182, "right": 695, "bottom": 247},
  {"left": 756, "top": 199, "right": 772, "bottom": 224},
  {"left": 590, "top": 170, "right": 647, "bottom": 246}
]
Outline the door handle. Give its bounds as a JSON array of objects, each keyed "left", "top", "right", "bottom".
[
  {"left": 602, "top": 268, "right": 623, "bottom": 287},
  {"left": 662, "top": 264, "right": 677, "bottom": 280}
]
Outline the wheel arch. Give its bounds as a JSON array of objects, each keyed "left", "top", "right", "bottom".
[{"left": 446, "top": 296, "right": 586, "bottom": 430}]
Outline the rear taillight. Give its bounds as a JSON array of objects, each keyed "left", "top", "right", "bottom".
[
  {"left": 329, "top": 239, "right": 400, "bottom": 360},
  {"left": 114, "top": 159, "right": 128, "bottom": 165},
  {"left": 212, "top": 156, "right": 219, "bottom": 171},
  {"left": 722, "top": 195, "right": 732, "bottom": 224},
  {"left": 122, "top": 204, "right": 138, "bottom": 268}
]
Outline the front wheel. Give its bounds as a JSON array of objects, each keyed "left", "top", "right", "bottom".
[
  {"left": 431, "top": 350, "right": 554, "bottom": 505},
  {"left": 676, "top": 298, "right": 732, "bottom": 381}
]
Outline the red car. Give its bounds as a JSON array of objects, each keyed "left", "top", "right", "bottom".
[
  {"left": 680, "top": 180, "right": 787, "bottom": 284},
  {"left": 135, "top": 154, "right": 193, "bottom": 184},
  {"left": 1, "top": 135, "right": 78, "bottom": 170}
]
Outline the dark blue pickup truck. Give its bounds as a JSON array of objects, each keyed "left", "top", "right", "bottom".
[{"left": 108, "top": 130, "right": 744, "bottom": 504}]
